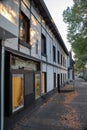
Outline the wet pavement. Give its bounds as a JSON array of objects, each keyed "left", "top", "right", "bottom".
[{"left": 8, "top": 78, "right": 87, "bottom": 130}]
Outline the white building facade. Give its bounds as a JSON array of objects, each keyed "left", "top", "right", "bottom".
[{"left": 0, "top": 0, "right": 68, "bottom": 129}]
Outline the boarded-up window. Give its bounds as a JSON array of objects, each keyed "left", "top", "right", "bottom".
[
  {"left": 12, "top": 74, "right": 24, "bottom": 112},
  {"left": 41, "top": 72, "right": 46, "bottom": 95}
]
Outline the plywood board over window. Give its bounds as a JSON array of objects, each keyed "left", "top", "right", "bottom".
[
  {"left": 41, "top": 72, "right": 46, "bottom": 95},
  {"left": 35, "top": 73, "right": 40, "bottom": 99},
  {"left": 12, "top": 74, "right": 24, "bottom": 112}
]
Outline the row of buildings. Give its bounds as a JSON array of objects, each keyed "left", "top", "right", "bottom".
[{"left": 0, "top": 0, "right": 74, "bottom": 130}]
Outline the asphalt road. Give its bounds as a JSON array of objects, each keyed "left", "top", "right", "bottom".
[{"left": 10, "top": 78, "right": 87, "bottom": 130}]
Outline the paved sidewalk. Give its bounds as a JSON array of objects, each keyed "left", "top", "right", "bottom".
[{"left": 6, "top": 79, "right": 87, "bottom": 130}]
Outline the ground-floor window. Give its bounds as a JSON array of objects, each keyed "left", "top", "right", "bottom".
[
  {"left": 10, "top": 55, "right": 39, "bottom": 71},
  {"left": 12, "top": 74, "right": 24, "bottom": 112},
  {"left": 41, "top": 72, "right": 46, "bottom": 95}
]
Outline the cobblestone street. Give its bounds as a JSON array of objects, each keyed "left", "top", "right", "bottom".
[{"left": 7, "top": 78, "right": 87, "bottom": 130}]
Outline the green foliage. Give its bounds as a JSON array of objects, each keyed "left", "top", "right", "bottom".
[{"left": 63, "top": 0, "right": 87, "bottom": 69}]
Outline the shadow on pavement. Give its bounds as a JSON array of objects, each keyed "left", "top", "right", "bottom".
[
  {"left": 83, "top": 128, "right": 87, "bottom": 130},
  {"left": 59, "top": 89, "right": 75, "bottom": 93}
]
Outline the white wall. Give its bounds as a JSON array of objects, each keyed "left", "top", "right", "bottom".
[
  {"left": 30, "top": 14, "right": 41, "bottom": 59},
  {"left": 42, "top": 63, "right": 46, "bottom": 72},
  {"left": 46, "top": 33, "right": 53, "bottom": 63},
  {"left": 1, "top": 0, "right": 69, "bottom": 93},
  {"left": 0, "top": 0, "right": 19, "bottom": 37},
  {"left": 5, "top": 38, "right": 18, "bottom": 50},
  {"left": 47, "top": 65, "right": 53, "bottom": 92}
]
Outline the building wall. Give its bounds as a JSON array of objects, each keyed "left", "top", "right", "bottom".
[
  {"left": 1, "top": 0, "right": 68, "bottom": 98},
  {"left": 47, "top": 65, "right": 53, "bottom": 92},
  {"left": 47, "top": 34, "right": 53, "bottom": 63},
  {"left": 30, "top": 14, "right": 41, "bottom": 59},
  {"left": 0, "top": 0, "right": 19, "bottom": 37},
  {"left": 0, "top": 1, "right": 69, "bottom": 130}
]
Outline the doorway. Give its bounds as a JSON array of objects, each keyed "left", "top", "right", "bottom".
[
  {"left": 57, "top": 74, "right": 60, "bottom": 92},
  {"left": 4, "top": 51, "right": 11, "bottom": 116}
]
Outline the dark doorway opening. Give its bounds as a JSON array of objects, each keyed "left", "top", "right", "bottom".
[
  {"left": 57, "top": 74, "right": 60, "bottom": 93},
  {"left": 4, "top": 51, "right": 11, "bottom": 117}
]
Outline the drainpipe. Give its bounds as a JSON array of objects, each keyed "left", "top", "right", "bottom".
[
  {"left": 1, "top": 40, "right": 5, "bottom": 130},
  {"left": 40, "top": 62, "right": 42, "bottom": 96}
]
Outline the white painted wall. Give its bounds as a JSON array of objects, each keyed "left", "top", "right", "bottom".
[
  {"left": 47, "top": 65, "right": 53, "bottom": 92},
  {"left": 1, "top": 0, "right": 69, "bottom": 93},
  {"left": 42, "top": 63, "right": 46, "bottom": 72},
  {"left": 30, "top": 14, "right": 41, "bottom": 59},
  {"left": 22, "top": 0, "right": 30, "bottom": 9},
  {"left": 21, "top": 1, "right": 30, "bottom": 19},
  {"left": 31, "top": 3, "right": 41, "bottom": 23},
  {"left": 0, "top": 0, "right": 19, "bottom": 37},
  {"left": 5, "top": 38, "right": 18, "bottom": 50},
  {"left": 47, "top": 33, "right": 52, "bottom": 63},
  {"left": 20, "top": 45, "right": 30, "bottom": 55}
]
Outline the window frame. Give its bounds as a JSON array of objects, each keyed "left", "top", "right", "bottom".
[
  {"left": 61, "top": 54, "right": 62, "bottom": 65},
  {"left": 41, "top": 34, "right": 46, "bottom": 56},
  {"left": 53, "top": 46, "right": 56, "bottom": 62},
  {"left": 19, "top": 11, "right": 31, "bottom": 48},
  {"left": 58, "top": 50, "right": 60, "bottom": 64}
]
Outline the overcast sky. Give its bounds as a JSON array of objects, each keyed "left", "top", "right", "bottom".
[{"left": 44, "top": 0, "right": 74, "bottom": 51}]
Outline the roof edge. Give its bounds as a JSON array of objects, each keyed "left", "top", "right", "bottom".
[{"left": 32, "top": 0, "right": 69, "bottom": 55}]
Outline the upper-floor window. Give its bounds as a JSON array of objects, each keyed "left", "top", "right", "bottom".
[
  {"left": 58, "top": 50, "right": 60, "bottom": 64},
  {"left": 61, "top": 54, "right": 62, "bottom": 65},
  {"left": 19, "top": 11, "right": 30, "bottom": 44},
  {"left": 63, "top": 57, "right": 65, "bottom": 66},
  {"left": 41, "top": 34, "right": 46, "bottom": 56},
  {"left": 53, "top": 46, "right": 56, "bottom": 62}
]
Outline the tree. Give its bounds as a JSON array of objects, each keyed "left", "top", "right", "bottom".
[{"left": 63, "top": 0, "right": 87, "bottom": 70}]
